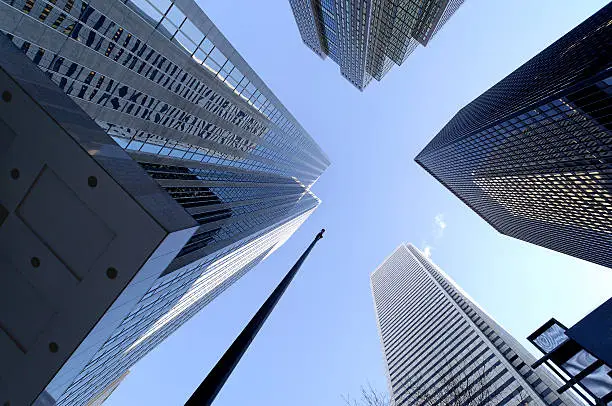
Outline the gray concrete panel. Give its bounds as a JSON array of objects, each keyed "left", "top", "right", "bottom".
[{"left": 0, "top": 35, "right": 197, "bottom": 405}]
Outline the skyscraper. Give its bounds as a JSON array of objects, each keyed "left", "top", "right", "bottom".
[
  {"left": 415, "top": 4, "right": 611, "bottom": 268},
  {"left": 371, "top": 244, "right": 581, "bottom": 406},
  {"left": 289, "top": 0, "right": 464, "bottom": 90},
  {"left": 0, "top": 0, "right": 329, "bottom": 404}
]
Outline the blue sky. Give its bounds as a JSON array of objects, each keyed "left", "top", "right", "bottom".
[{"left": 106, "top": 1, "right": 612, "bottom": 404}]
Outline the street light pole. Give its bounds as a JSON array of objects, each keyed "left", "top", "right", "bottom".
[{"left": 185, "top": 229, "right": 326, "bottom": 406}]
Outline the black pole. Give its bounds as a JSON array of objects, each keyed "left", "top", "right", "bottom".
[{"left": 185, "top": 229, "right": 326, "bottom": 406}]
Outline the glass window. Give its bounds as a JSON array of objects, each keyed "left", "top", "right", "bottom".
[
  {"left": 193, "top": 48, "right": 208, "bottom": 64},
  {"left": 217, "top": 69, "right": 230, "bottom": 80},
  {"left": 180, "top": 19, "right": 204, "bottom": 45},
  {"left": 234, "top": 83, "right": 246, "bottom": 95},
  {"left": 128, "top": 0, "right": 165, "bottom": 24},
  {"left": 140, "top": 142, "right": 162, "bottom": 154},
  {"left": 126, "top": 140, "right": 143, "bottom": 150},
  {"left": 111, "top": 136, "right": 130, "bottom": 149},
  {"left": 245, "top": 82, "right": 256, "bottom": 94},
  {"left": 155, "top": 0, "right": 173, "bottom": 13},
  {"left": 208, "top": 47, "right": 227, "bottom": 66},
  {"left": 169, "top": 148, "right": 185, "bottom": 158},
  {"left": 239, "top": 80, "right": 252, "bottom": 97},
  {"left": 166, "top": 5, "right": 186, "bottom": 26},
  {"left": 160, "top": 18, "right": 178, "bottom": 38},
  {"left": 174, "top": 31, "right": 197, "bottom": 54},
  {"left": 222, "top": 60, "right": 234, "bottom": 73},
  {"left": 218, "top": 60, "right": 233, "bottom": 80},
  {"left": 225, "top": 75, "right": 239, "bottom": 89},
  {"left": 203, "top": 58, "right": 221, "bottom": 74},
  {"left": 200, "top": 38, "right": 214, "bottom": 54},
  {"left": 229, "top": 68, "right": 244, "bottom": 83}
]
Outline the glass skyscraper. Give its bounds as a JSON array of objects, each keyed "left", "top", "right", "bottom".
[
  {"left": 415, "top": 4, "right": 611, "bottom": 268},
  {"left": 0, "top": 0, "right": 328, "bottom": 404},
  {"left": 289, "top": 0, "right": 464, "bottom": 90},
  {"left": 371, "top": 244, "right": 582, "bottom": 406}
]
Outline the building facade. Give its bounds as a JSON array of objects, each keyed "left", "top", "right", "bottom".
[
  {"left": 289, "top": 0, "right": 464, "bottom": 90},
  {"left": 84, "top": 371, "right": 130, "bottom": 406},
  {"left": 0, "top": 32, "right": 199, "bottom": 406},
  {"left": 0, "top": 0, "right": 329, "bottom": 404},
  {"left": 415, "top": 4, "right": 611, "bottom": 268},
  {"left": 371, "top": 244, "right": 581, "bottom": 406}
]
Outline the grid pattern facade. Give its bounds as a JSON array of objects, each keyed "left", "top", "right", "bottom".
[
  {"left": 1, "top": 0, "right": 329, "bottom": 186},
  {"left": 289, "top": 0, "right": 464, "bottom": 90},
  {"left": 415, "top": 4, "right": 611, "bottom": 268},
  {"left": 371, "top": 244, "right": 581, "bottom": 406},
  {"left": 0, "top": 0, "right": 328, "bottom": 404},
  {"left": 134, "top": 156, "right": 319, "bottom": 272},
  {"left": 46, "top": 210, "right": 314, "bottom": 405},
  {"left": 288, "top": 0, "right": 327, "bottom": 58},
  {"left": 83, "top": 370, "right": 129, "bottom": 406},
  {"left": 430, "top": 0, "right": 464, "bottom": 39}
]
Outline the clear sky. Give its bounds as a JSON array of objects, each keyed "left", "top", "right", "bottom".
[{"left": 106, "top": 1, "right": 612, "bottom": 405}]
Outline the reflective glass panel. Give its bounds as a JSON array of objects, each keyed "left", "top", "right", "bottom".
[
  {"left": 166, "top": 5, "right": 186, "bottom": 26},
  {"left": 180, "top": 19, "right": 204, "bottom": 44},
  {"left": 532, "top": 323, "right": 568, "bottom": 353}
]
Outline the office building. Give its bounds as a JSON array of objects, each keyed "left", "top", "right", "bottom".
[
  {"left": 415, "top": 4, "right": 611, "bottom": 268},
  {"left": 1, "top": 32, "right": 198, "bottom": 406},
  {"left": 0, "top": 0, "right": 328, "bottom": 404},
  {"left": 289, "top": 0, "right": 464, "bottom": 90},
  {"left": 371, "top": 244, "right": 581, "bottom": 405}
]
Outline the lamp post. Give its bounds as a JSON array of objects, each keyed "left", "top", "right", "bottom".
[{"left": 185, "top": 229, "right": 326, "bottom": 406}]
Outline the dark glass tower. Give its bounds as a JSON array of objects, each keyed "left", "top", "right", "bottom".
[
  {"left": 415, "top": 4, "right": 611, "bottom": 268},
  {"left": 289, "top": 0, "right": 464, "bottom": 90}
]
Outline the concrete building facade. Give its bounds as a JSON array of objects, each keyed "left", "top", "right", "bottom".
[{"left": 371, "top": 244, "right": 581, "bottom": 406}]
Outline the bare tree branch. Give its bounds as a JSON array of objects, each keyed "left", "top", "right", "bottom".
[
  {"left": 346, "top": 356, "right": 534, "bottom": 405},
  {"left": 342, "top": 383, "right": 390, "bottom": 406}
]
